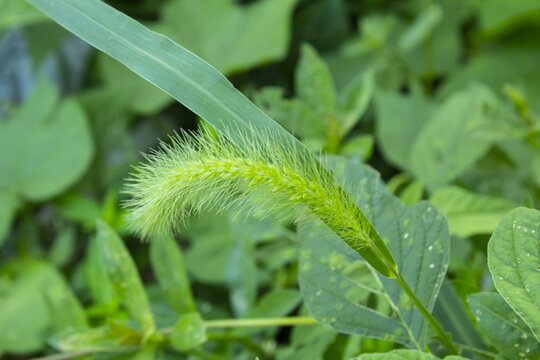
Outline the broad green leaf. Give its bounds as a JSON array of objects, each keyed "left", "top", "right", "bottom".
[
  {"left": 0, "top": 190, "right": 19, "bottom": 246},
  {"left": 411, "top": 84, "right": 497, "bottom": 190},
  {"left": 156, "top": 0, "right": 297, "bottom": 76},
  {"left": 468, "top": 293, "right": 540, "bottom": 360},
  {"left": 170, "top": 312, "right": 206, "bottom": 352},
  {"left": 150, "top": 236, "right": 196, "bottom": 314},
  {"left": 299, "top": 157, "right": 449, "bottom": 347},
  {"left": 430, "top": 186, "right": 515, "bottom": 237},
  {"left": 0, "top": 80, "right": 93, "bottom": 201},
  {"left": 296, "top": 43, "right": 336, "bottom": 115},
  {"left": 0, "top": 260, "right": 86, "bottom": 354},
  {"left": 0, "top": 274, "right": 49, "bottom": 354},
  {"left": 374, "top": 90, "right": 435, "bottom": 170},
  {"left": 399, "top": 4, "right": 442, "bottom": 52},
  {"left": 24, "top": 261, "right": 87, "bottom": 332},
  {"left": 96, "top": 220, "right": 155, "bottom": 334},
  {"left": 488, "top": 207, "right": 540, "bottom": 342}
]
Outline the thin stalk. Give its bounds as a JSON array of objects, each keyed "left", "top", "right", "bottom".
[
  {"left": 158, "top": 316, "right": 318, "bottom": 336},
  {"left": 455, "top": 343, "right": 497, "bottom": 359},
  {"left": 204, "top": 316, "right": 318, "bottom": 329},
  {"left": 393, "top": 271, "right": 458, "bottom": 355},
  {"left": 368, "top": 243, "right": 458, "bottom": 355}
]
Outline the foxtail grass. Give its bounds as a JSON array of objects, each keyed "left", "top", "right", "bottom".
[{"left": 123, "top": 130, "right": 374, "bottom": 253}]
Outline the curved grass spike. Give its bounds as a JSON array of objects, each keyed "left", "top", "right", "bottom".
[
  {"left": 124, "top": 129, "right": 397, "bottom": 278},
  {"left": 125, "top": 129, "right": 458, "bottom": 354}
]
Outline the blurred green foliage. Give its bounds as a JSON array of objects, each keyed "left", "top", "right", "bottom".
[{"left": 0, "top": 0, "right": 539, "bottom": 359}]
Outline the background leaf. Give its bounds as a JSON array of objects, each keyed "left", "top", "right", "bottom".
[
  {"left": 430, "top": 186, "right": 515, "bottom": 237},
  {"left": 411, "top": 84, "right": 498, "bottom": 190},
  {"left": 0, "top": 80, "right": 93, "bottom": 201},
  {"left": 96, "top": 220, "right": 155, "bottom": 334},
  {"left": 155, "top": 0, "right": 297, "bottom": 76},
  {"left": 487, "top": 207, "right": 540, "bottom": 342},
  {"left": 374, "top": 90, "right": 435, "bottom": 170},
  {"left": 150, "top": 236, "right": 196, "bottom": 315},
  {"left": 468, "top": 292, "right": 540, "bottom": 360}
]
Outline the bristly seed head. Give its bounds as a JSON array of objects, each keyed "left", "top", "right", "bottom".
[{"left": 123, "top": 130, "right": 373, "bottom": 251}]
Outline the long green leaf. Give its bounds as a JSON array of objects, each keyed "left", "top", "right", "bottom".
[
  {"left": 24, "top": 0, "right": 290, "bottom": 147},
  {"left": 26, "top": 0, "right": 398, "bottom": 278}
]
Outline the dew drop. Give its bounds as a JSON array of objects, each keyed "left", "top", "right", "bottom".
[
  {"left": 429, "top": 264, "right": 435, "bottom": 269},
  {"left": 428, "top": 245, "right": 433, "bottom": 251}
]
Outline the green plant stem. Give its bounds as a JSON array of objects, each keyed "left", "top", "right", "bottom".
[
  {"left": 393, "top": 271, "right": 459, "bottom": 355},
  {"left": 159, "top": 316, "right": 318, "bottom": 336},
  {"left": 455, "top": 343, "right": 497, "bottom": 358},
  {"left": 366, "top": 242, "right": 458, "bottom": 355},
  {"left": 204, "top": 316, "right": 318, "bottom": 328}
]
